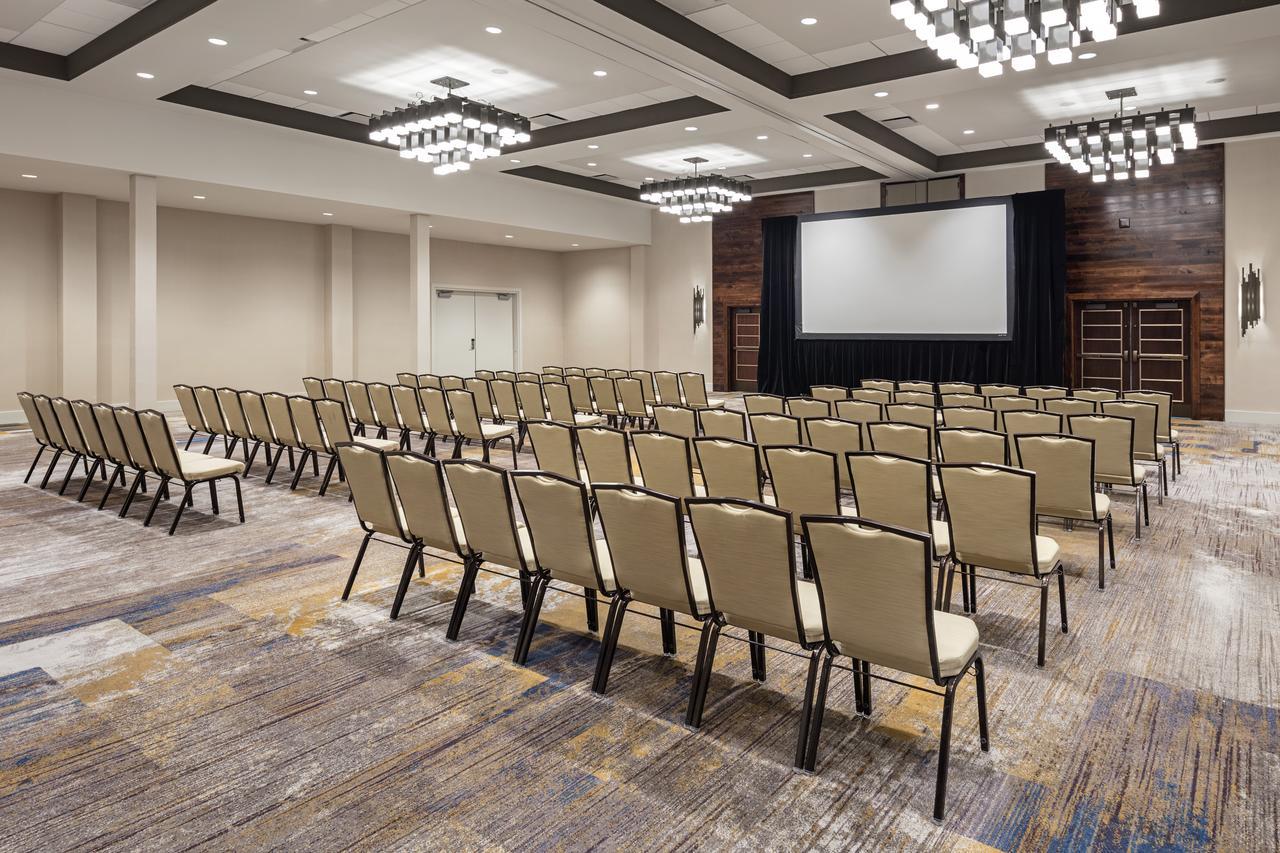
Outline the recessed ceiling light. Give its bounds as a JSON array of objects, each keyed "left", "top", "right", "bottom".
[
  {"left": 684, "top": 126, "right": 698, "bottom": 131},
  {"left": 505, "top": 234, "right": 514, "bottom": 239},
  {"left": 510, "top": 158, "right": 522, "bottom": 163},
  {"left": 192, "top": 195, "right": 206, "bottom": 199},
  {"left": 593, "top": 70, "right": 608, "bottom": 77},
  {"left": 20, "top": 174, "right": 37, "bottom": 179},
  {"left": 1207, "top": 77, "right": 1226, "bottom": 84},
  {"left": 1079, "top": 52, "right": 1097, "bottom": 60},
  {"left": 644, "top": 177, "right": 654, "bottom": 182},
  {"left": 587, "top": 162, "right": 597, "bottom": 167},
  {"left": 801, "top": 17, "right": 818, "bottom": 26},
  {"left": 485, "top": 26, "right": 502, "bottom": 34},
  {"left": 802, "top": 153, "right": 814, "bottom": 158},
  {"left": 963, "top": 129, "right": 976, "bottom": 134},
  {"left": 571, "top": 243, "right": 580, "bottom": 247},
  {"left": 588, "top": 144, "right": 599, "bottom": 149},
  {"left": 303, "top": 89, "right": 318, "bottom": 96},
  {"left": 874, "top": 91, "right": 889, "bottom": 98},
  {"left": 926, "top": 103, "right": 940, "bottom": 110},
  {"left": 207, "top": 37, "right": 227, "bottom": 46},
  {"left": 136, "top": 72, "right": 154, "bottom": 79},
  {"left": 756, "top": 134, "right": 769, "bottom": 140},
  {"left": 322, "top": 212, "right": 334, "bottom": 216}
]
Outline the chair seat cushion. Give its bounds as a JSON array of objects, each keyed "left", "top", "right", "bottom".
[
  {"left": 1094, "top": 492, "right": 1111, "bottom": 517},
  {"left": 176, "top": 450, "right": 244, "bottom": 481},
  {"left": 932, "top": 519, "right": 951, "bottom": 558},
  {"left": 1036, "top": 535, "right": 1060, "bottom": 571},
  {"left": 796, "top": 579, "right": 825, "bottom": 643},
  {"left": 573, "top": 413, "right": 604, "bottom": 426},
  {"left": 480, "top": 423, "right": 516, "bottom": 440},
  {"left": 354, "top": 436, "right": 399, "bottom": 452},
  {"left": 933, "top": 611, "right": 980, "bottom": 678},
  {"left": 1096, "top": 464, "right": 1147, "bottom": 487}
]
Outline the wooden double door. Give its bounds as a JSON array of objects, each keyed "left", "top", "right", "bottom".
[
  {"left": 729, "top": 307, "right": 760, "bottom": 391},
  {"left": 1073, "top": 299, "right": 1193, "bottom": 416}
]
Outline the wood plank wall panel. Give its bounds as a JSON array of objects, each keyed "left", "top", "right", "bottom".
[
  {"left": 710, "top": 192, "right": 814, "bottom": 390},
  {"left": 1046, "top": 145, "right": 1225, "bottom": 419}
]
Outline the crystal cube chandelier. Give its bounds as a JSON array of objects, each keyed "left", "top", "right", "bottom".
[
  {"left": 639, "top": 157, "right": 753, "bottom": 224},
  {"left": 1044, "top": 89, "right": 1196, "bottom": 183}
]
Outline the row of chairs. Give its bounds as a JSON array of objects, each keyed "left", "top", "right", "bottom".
[{"left": 17, "top": 392, "right": 245, "bottom": 535}]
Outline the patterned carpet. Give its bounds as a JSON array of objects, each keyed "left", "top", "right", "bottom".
[{"left": 0, "top": 406, "right": 1277, "bottom": 851}]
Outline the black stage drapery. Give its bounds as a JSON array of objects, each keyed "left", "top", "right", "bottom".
[{"left": 757, "top": 189, "right": 1066, "bottom": 395}]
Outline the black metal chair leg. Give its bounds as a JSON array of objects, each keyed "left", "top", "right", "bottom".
[
  {"left": 1037, "top": 582, "right": 1049, "bottom": 668},
  {"left": 389, "top": 544, "right": 423, "bottom": 620},
  {"left": 97, "top": 465, "right": 123, "bottom": 510},
  {"left": 968, "top": 565, "right": 978, "bottom": 613},
  {"left": 39, "top": 448, "right": 64, "bottom": 489},
  {"left": 208, "top": 479, "right": 219, "bottom": 515},
  {"left": 232, "top": 477, "right": 245, "bottom": 523},
  {"left": 119, "top": 471, "right": 144, "bottom": 517},
  {"left": 804, "top": 650, "right": 835, "bottom": 771},
  {"left": 794, "top": 649, "right": 821, "bottom": 769},
  {"left": 142, "top": 478, "right": 170, "bottom": 527},
  {"left": 75, "top": 458, "right": 102, "bottom": 502},
  {"left": 1107, "top": 515, "right": 1116, "bottom": 569},
  {"left": 58, "top": 453, "right": 83, "bottom": 495},
  {"left": 942, "top": 562, "right": 956, "bottom": 613},
  {"left": 168, "top": 483, "right": 195, "bottom": 535},
  {"left": 749, "top": 631, "right": 767, "bottom": 682},
  {"left": 860, "top": 660, "right": 872, "bottom": 715},
  {"left": 319, "top": 455, "right": 338, "bottom": 496},
  {"left": 933, "top": 680, "right": 959, "bottom": 823},
  {"left": 342, "top": 532, "right": 374, "bottom": 600},
  {"left": 183, "top": 431, "right": 196, "bottom": 450},
  {"left": 513, "top": 574, "right": 550, "bottom": 665},
  {"left": 265, "top": 446, "right": 285, "bottom": 484},
  {"left": 592, "top": 594, "right": 630, "bottom": 694},
  {"left": 659, "top": 608, "right": 677, "bottom": 655},
  {"left": 23, "top": 446, "right": 47, "bottom": 484},
  {"left": 507, "top": 435, "right": 519, "bottom": 469},
  {"left": 290, "top": 450, "right": 312, "bottom": 491},
  {"left": 584, "top": 588, "right": 599, "bottom": 631},
  {"left": 243, "top": 440, "right": 262, "bottom": 477},
  {"left": 445, "top": 556, "right": 482, "bottom": 641},
  {"left": 686, "top": 619, "right": 722, "bottom": 729},
  {"left": 1057, "top": 566, "right": 1069, "bottom": 634},
  {"left": 1097, "top": 524, "right": 1106, "bottom": 589},
  {"left": 974, "top": 655, "right": 990, "bottom": 751}
]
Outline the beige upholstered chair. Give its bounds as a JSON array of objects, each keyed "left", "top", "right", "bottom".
[
  {"left": 47, "top": 396, "right": 96, "bottom": 497},
  {"left": 216, "top": 388, "right": 256, "bottom": 462},
  {"left": 440, "top": 375, "right": 466, "bottom": 391},
  {"left": 1072, "top": 387, "right": 1119, "bottom": 404},
  {"left": 475, "top": 370, "right": 497, "bottom": 381},
  {"left": 19, "top": 392, "right": 60, "bottom": 488},
  {"left": 262, "top": 392, "right": 306, "bottom": 485},
  {"left": 510, "top": 471, "right": 616, "bottom": 664},
  {"left": 693, "top": 437, "right": 767, "bottom": 503},
  {"left": 289, "top": 396, "right": 341, "bottom": 493},
  {"left": 495, "top": 370, "right": 518, "bottom": 383},
  {"left": 1024, "top": 386, "right": 1068, "bottom": 406},
  {"left": 654, "top": 371, "right": 683, "bottom": 405},
  {"left": 1123, "top": 389, "right": 1180, "bottom": 477},
  {"left": 590, "top": 376, "right": 625, "bottom": 424},
  {"left": 980, "top": 383, "right": 1021, "bottom": 398},
  {"left": 516, "top": 371, "right": 541, "bottom": 384},
  {"left": 937, "top": 382, "right": 978, "bottom": 394},
  {"left": 847, "top": 451, "right": 949, "bottom": 560},
  {"left": 563, "top": 367, "right": 585, "bottom": 377},
  {"left": 136, "top": 408, "right": 245, "bottom": 535},
  {"left": 516, "top": 380, "right": 549, "bottom": 422},
  {"left": 1001, "top": 410, "right": 1063, "bottom": 441},
  {"left": 748, "top": 412, "right": 802, "bottom": 449},
  {"left": 173, "top": 384, "right": 211, "bottom": 452},
  {"left": 367, "top": 382, "right": 406, "bottom": 446},
  {"left": 989, "top": 395, "right": 1038, "bottom": 416},
  {"left": 392, "top": 384, "right": 430, "bottom": 452},
  {"left": 810, "top": 385, "right": 848, "bottom": 403},
  {"left": 465, "top": 377, "right": 499, "bottom": 421},
  {"left": 542, "top": 365, "right": 566, "bottom": 376},
  {"left": 653, "top": 404, "right": 699, "bottom": 441},
  {"left": 112, "top": 404, "right": 164, "bottom": 518},
  {"left": 382, "top": 451, "right": 468, "bottom": 618},
  {"left": 885, "top": 404, "right": 938, "bottom": 459},
  {"left": 546, "top": 381, "right": 603, "bottom": 426},
  {"left": 418, "top": 386, "right": 460, "bottom": 456},
  {"left": 236, "top": 391, "right": 279, "bottom": 476},
  {"left": 68, "top": 399, "right": 113, "bottom": 504},
  {"left": 834, "top": 399, "right": 884, "bottom": 425},
  {"left": 936, "top": 463, "right": 1067, "bottom": 667},
  {"left": 1014, "top": 434, "right": 1115, "bottom": 588},
  {"left": 525, "top": 420, "right": 581, "bottom": 480},
  {"left": 417, "top": 374, "right": 443, "bottom": 390},
  {"left": 1102, "top": 400, "right": 1167, "bottom": 502},
  {"left": 679, "top": 372, "right": 724, "bottom": 410},
  {"left": 941, "top": 406, "right": 998, "bottom": 431},
  {"left": 862, "top": 379, "right": 895, "bottom": 392},
  {"left": 698, "top": 408, "right": 748, "bottom": 441},
  {"left": 800, "top": 517, "right": 987, "bottom": 822},
  {"left": 395, "top": 372, "right": 418, "bottom": 387},
  {"left": 940, "top": 392, "right": 987, "bottom": 409},
  {"left": 803, "top": 418, "right": 863, "bottom": 489},
  {"left": 446, "top": 388, "right": 518, "bottom": 464},
  {"left": 606, "top": 369, "right": 629, "bottom": 380},
  {"left": 334, "top": 442, "right": 416, "bottom": 605},
  {"left": 343, "top": 381, "right": 378, "bottom": 436},
  {"left": 540, "top": 373, "right": 563, "bottom": 385},
  {"left": 898, "top": 381, "right": 935, "bottom": 394},
  {"left": 91, "top": 402, "right": 146, "bottom": 509},
  {"left": 631, "top": 431, "right": 699, "bottom": 502},
  {"left": 616, "top": 377, "right": 652, "bottom": 428},
  {"left": 850, "top": 387, "right": 892, "bottom": 404},
  {"left": 593, "top": 485, "right": 712, "bottom": 693},
  {"left": 1067, "top": 414, "right": 1150, "bottom": 539},
  {"left": 937, "top": 427, "right": 1007, "bottom": 467},
  {"left": 629, "top": 370, "right": 659, "bottom": 406},
  {"left": 441, "top": 459, "right": 535, "bottom": 639},
  {"left": 894, "top": 390, "right": 937, "bottom": 407},
  {"left": 488, "top": 379, "right": 525, "bottom": 448},
  {"left": 764, "top": 446, "right": 850, "bottom": 530},
  {"left": 684, "top": 498, "right": 825, "bottom": 761},
  {"left": 866, "top": 421, "right": 933, "bottom": 462},
  {"left": 322, "top": 378, "right": 351, "bottom": 412},
  {"left": 194, "top": 385, "right": 231, "bottom": 453},
  {"left": 304, "top": 376, "right": 327, "bottom": 399},
  {"left": 575, "top": 425, "right": 637, "bottom": 485},
  {"left": 1045, "top": 397, "right": 1098, "bottom": 417},
  {"left": 584, "top": 367, "right": 607, "bottom": 378},
  {"left": 786, "top": 396, "right": 831, "bottom": 420},
  {"left": 316, "top": 397, "right": 399, "bottom": 478},
  {"left": 744, "top": 393, "right": 785, "bottom": 415}
]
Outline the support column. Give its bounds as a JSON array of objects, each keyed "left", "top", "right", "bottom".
[
  {"left": 409, "top": 214, "right": 431, "bottom": 373},
  {"left": 58, "top": 193, "right": 98, "bottom": 399},
  {"left": 129, "top": 175, "right": 157, "bottom": 407},
  {"left": 325, "top": 224, "right": 354, "bottom": 378}
]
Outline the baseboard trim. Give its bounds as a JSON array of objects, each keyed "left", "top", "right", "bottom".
[
  {"left": 1226, "top": 409, "right": 1280, "bottom": 425},
  {"left": 0, "top": 408, "right": 24, "bottom": 428}
]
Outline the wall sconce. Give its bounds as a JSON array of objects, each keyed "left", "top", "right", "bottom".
[
  {"left": 1241, "top": 264, "right": 1263, "bottom": 336},
  {"left": 693, "top": 286, "right": 705, "bottom": 331}
]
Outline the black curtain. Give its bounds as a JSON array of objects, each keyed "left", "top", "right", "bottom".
[{"left": 758, "top": 190, "right": 1066, "bottom": 395}]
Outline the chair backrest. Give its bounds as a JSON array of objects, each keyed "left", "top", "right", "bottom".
[
  {"left": 70, "top": 399, "right": 109, "bottom": 460},
  {"left": 744, "top": 393, "right": 785, "bottom": 415},
  {"left": 392, "top": 384, "right": 428, "bottom": 433},
  {"left": 653, "top": 405, "right": 698, "bottom": 440},
  {"left": 1001, "top": 409, "right": 1063, "bottom": 439},
  {"left": 803, "top": 518, "right": 941, "bottom": 681},
  {"left": 216, "top": 387, "right": 251, "bottom": 439},
  {"left": 980, "top": 384, "right": 1021, "bottom": 398},
  {"left": 33, "top": 395, "right": 68, "bottom": 449},
  {"left": 678, "top": 372, "right": 712, "bottom": 407},
  {"left": 606, "top": 369, "right": 629, "bottom": 380},
  {"left": 1101, "top": 400, "right": 1159, "bottom": 458},
  {"left": 584, "top": 367, "right": 607, "bottom": 378},
  {"left": 344, "top": 381, "right": 377, "bottom": 424},
  {"left": 322, "top": 378, "right": 350, "bottom": 407},
  {"left": 861, "top": 379, "right": 895, "bottom": 392},
  {"left": 810, "top": 385, "right": 848, "bottom": 403},
  {"left": 897, "top": 381, "right": 934, "bottom": 394},
  {"left": 1024, "top": 385, "right": 1068, "bottom": 404},
  {"left": 418, "top": 374, "right": 442, "bottom": 389},
  {"left": 1122, "top": 389, "right": 1174, "bottom": 441},
  {"left": 395, "top": 373, "right": 418, "bottom": 388},
  {"left": 335, "top": 443, "right": 405, "bottom": 539},
  {"left": 525, "top": 420, "right": 581, "bottom": 479},
  {"left": 1014, "top": 433, "right": 1100, "bottom": 521},
  {"left": 542, "top": 365, "right": 565, "bottom": 376},
  {"left": 849, "top": 387, "right": 892, "bottom": 404},
  {"left": 464, "top": 378, "right": 495, "bottom": 419},
  {"left": 490, "top": 379, "right": 522, "bottom": 421},
  {"left": 941, "top": 405, "right": 998, "bottom": 431},
  {"left": 543, "top": 382, "right": 576, "bottom": 424},
  {"left": 940, "top": 393, "right": 986, "bottom": 409},
  {"left": 475, "top": 370, "right": 496, "bottom": 381},
  {"left": 440, "top": 375, "right": 466, "bottom": 390},
  {"left": 237, "top": 391, "right": 277, "bottom": 445},
  {"left": 512, "top": 471, "right": 607, "bottom": 591},
  {"left": 937, "top": 382, "right": 977, "bottom": 394},
  {"left": 419, "top": 387, "right": 457, "bottom": 438},
  {"left": 368, "top": 382, "right": 402, "bottom": 429},
  {"left": 305, "top": 377, "right": 327, "bottom": 398},
  {"left": 693, "top": 437, "right": 763, "bottom": 501},
  {"left": 138, "top": 409, "right": 185, "bottom": 480},
  {"left": 698, "top": 408, "right": 748, "bottom": 442},
  {"left": 1072, "top": 387, "right": 1119, "bottom": 403},
  {"left": 630, "top": 431, "right": 696, "bottom": 500},
  {"left": 989, "top": 395, "right": 1038, "bottom": 414},
  {"left": 574, "top": 425, "right": 634, "bottom": 484},
  {"left": 114, "top": 406, "right": 158, "bottom": 474},
  {"left": 446, "top": 389, "right": 485, "bottom": 440},
  {"left": 1045, "top": 397, "right": 1098, "bottom": 417},
  {"left": 866, "top": 421, "right": 932, "bottom": 461},
  {"left": 937, "top": 463, "right": 1041, "bottom": 575},
  {"left": 316, "top": 399, "right": 355, "bottom": 446},
  {"left": 516, "top": 381, "right": 550, "bottom": 420},
  {"left": 686, "top": 499, "right": 806, "bottom": 643},
  {"left": 834, "top": 399, "right": 883, "bottom": 424},
  {"left": 803, "top": 418, "right": 863, "bottom": 488},
  {"left": 590, "top": 376, "right": 623, "bottom": 415},
  {"left": 655, "top": 371, "right": 683, "bottom": 405},
  {"left": 937, "top": 427, "right": 1007, "bottom": 465},
  {"left": 263, "top": 392, "right": 301, "bottom": 448},
  {"left": 385, "top": 452, "right": 462, "bottom": 556},
  {"left": 616, "top": 377, "right": 649, "bottom": 418},
  {"left": 289, "top": 395, "right": 331, "bottom": 453},
  {"left": 786, "top": 397, "right": 831, "bottom": 420},
  {"left": 194, "top": 386, "right": 228, "bottom": 434},
  {"left": 885, "top": 403, "right": 937, "bottom": 430},
  {"left": 174, "top": 384, "right": 208, "bottom": 433},
  {"left": 92, "top": 403, "right": 133, "bottom": 466},
  {"left": 51, "top": 397, "right": 89, "bottom": 455},
  {"left": 566, "top": 375, "right": 596, "bottom": 414},
  {"left": 748, "top": 413, "right": 802, "bottom": 449},
  {"left": 595, "top": 485, "right": 699, "bottom": 615},
  {"left": 847, "top": 452, "right": 932, "bottom": 535},
  {"left": 442, "top": 460, "right": 527, "bottom": 570},
  {"left": 764, "top": 445, "right": 841, "bottom": 527},
  {"left": 17, "top": 392, "right": 50, "bottom": 446},
  {"left": 894, "top": 390, "right": 936, "bottom": 407},
  {"left": 516, "top": 371, "right": 541, "bottom": 384},
  {"left": 629, "top": 370, "right": 658, "bottom": 404}
]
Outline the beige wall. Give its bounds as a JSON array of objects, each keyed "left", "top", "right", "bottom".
[
  {"left": 0, "top": 189, "right": 59, "bottom": 413},
  {"left": 352, "top": 228, "right": 412, "bottom": 380},
  {"left": 562, "top": 248, "right": 634, "bottom": 368},
  {"left": 1225, "top": 138, "right": 1280, "bottom": 423},
  {"left": 644, "top": 213, "right": 714, "bottom": 376}
]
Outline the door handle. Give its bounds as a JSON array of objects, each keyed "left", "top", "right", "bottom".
[{"left": 470, "top": 338, "right": 476, "bottom": 351}]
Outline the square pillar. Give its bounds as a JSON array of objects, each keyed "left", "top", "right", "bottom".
[
  {"left": 325, "top": 224, "right": 354, "bottom": 378},
  {"left": 129, "top": 175, "right": 157, "bottom": 407},
  {"left": 409, "top": 214, "right": 431, "bottom": 373},
  {"left": 58, "top": 193, "right": 98, "bottom": 399}
]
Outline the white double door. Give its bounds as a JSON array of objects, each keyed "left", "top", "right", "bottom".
[{"left": 431, "top": 289, "right": 516, "bottom": 377}]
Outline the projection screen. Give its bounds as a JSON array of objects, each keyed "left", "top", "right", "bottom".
[{"left": 796, "top": 198, "right": 1014, "bottom": 341}]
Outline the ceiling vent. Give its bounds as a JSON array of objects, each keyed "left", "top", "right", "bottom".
[{"left": 882, "top": 115, "right": 919, "bottom": 129}]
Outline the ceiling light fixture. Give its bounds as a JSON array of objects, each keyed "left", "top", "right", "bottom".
[
  {"left": 21, "top": 174, "right": 37, "bottom": 179},
  {"left": 587, "top": 162, "right": 597, "bottom": 166},
  {"left": 593, "top": 69, "right": 608, "bottom": 77},
  {"left": 485, "top": 26, "right": 503, "bottom": 34},
  {"left": 193, "top": 195, "right": 206, "bottom": 199},
  {"left": 588, "top": 144, "right": 600, "bottom": 149},
  {"left": 874, "top": 91, "right": 889, "bottom": 97},
  {"left": 136, "top": 72, "right": 154, "bottom": 79},
  {"left": 303, "top": 89, "right": 318, "bottom": 96},
  {"left": 1079, "top": 52, "right": 1098, "bottom": 59},
  {"left": 801, "top": 17, "right": 818, "bottom": 25},
  {"left": 207, "top": 37, "right": 227, "bottom": 46},
  {"left": 510, "top": 158, "right": 521, "bottom": 163},
  {"left": 964, "top": 129, "right": 976, "bottom": 134},
  {"left": 926, "top": 103, "right": 940, "bottom": 109},
  {"left": 571, "top": 243, "right": 580, "bottom": 247},
  {"left": 756, "top": 134, "right": 769, "bottom": 140},
  {"left": 641, "top": 156, "right": 751, "bottom": 225},
  {"left": 322, "top": 212, "right": 334, "bottom": 216},
  {"left": 1045, "top": 91, "right": 1196, "bottom": 184},
  {"left": 684, "top": 126, "right": 698, "bottom": 131},
  {"left": 367, "top": 76, "right": 531, "bottom": 176},
  {"left": 802, "top": 152, "right": 814, "bottom": 157},
  {"left": 889, "top": 0, "right": 1160, "bottom": 77},
  {"left": 505, "top": 234, "right": 514, "bottom": 239}
]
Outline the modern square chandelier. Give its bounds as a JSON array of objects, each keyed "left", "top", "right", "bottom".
[
  {"left": 640, "top": 157, "right": 753, "bottom": 224},
  {"left": 1044, "top": 89, "right": 1196, "bottom": 183}
]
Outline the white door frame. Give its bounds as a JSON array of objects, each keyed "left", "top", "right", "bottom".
[{"left": 432, "top": 285, "right": 523, "bottom": 370}]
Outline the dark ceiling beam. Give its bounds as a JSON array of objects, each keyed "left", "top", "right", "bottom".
[
  {"left": 937, "top": 144, "right": 1048, "bottom": 172},
  {"left": 825, "top": 110, "right": 940, "bottom": 171},
  {"left": 0, "top": 42, "right": 67, "bottom": 80},
  {"left": 792, "top": 50, "right": 951, "bottom": 100},
  {"left": 1201, "top": 108, "right": 1280, "bottom": 141},
  {"left": 752, "top": 166, "right": 885, "bottom": 195},
  {"left": 507, "top": 96, "right": 728, "bottom": 153},
  {"left": 501, "top": 166, "right": 638, "bottom": 201}
]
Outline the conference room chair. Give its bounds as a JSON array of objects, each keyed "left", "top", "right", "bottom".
[
  {"left": 988, "top": 395, "right": 1038, "bottom": 416},
  {"left": 417, "top": 374, "right": 443, "bottom": 390},
  {"left": 803, "top": 417, "right": 863, "bottom": 490},
  {"left": 289, "top": 396, "right": 346, "bottom": 493},
  {"left": 91, "top": 402, "right": 147, "bottom": 510},
  {"left": 765, "top": 447, "right": 852, "bottom": 537},
  {"left": 321, "top": 378, "right": 353, "bottom": 424},
  {"left": 849, "top": 387, "right": 892, "bottom": 405},
  {"left": 629, "top": 370, "right": 659, "bottom": 407},
  {"left": 584, "top": 367, "right": 607, "bottom": 378},
  {"left": 541, "top": 365, "right": 566, "bottom": 377},
  {"left": 216, "top": 387, "right": 257, "bottom": 463},
  {"left": 885, "top": 403, "right": 938, "bottom": 458},
  {"left": 447, "top": 388, "right": 519, "bottom": 465},
  {"left": 590, "top": 376, "right": 626, "bottom": 425},
  {"left": 940, "top": 392, "right": 987, "bottom": 409},
  {"left": 936, "top": 463, "right": 1067, "bottom": 667},
  {"left": 173, "top": 384, "right": 213, "bottom": 452},
  {"left": 565, "top": 374, "right": 598, "bottom": 417},
  {"left": 810, "top": 385, "right": 848, "bottom": 403},
  {"left": 334, "top": 442, "right": 419, "bottom": 606},
  {"left": 563, "top": 366, "right": 587, "bottom": 378},
  {"left": 488, "top": 379, "right": 525, "bottom": 445},
  {"left": 465, "top": 377, "right": 500, "bottom": 422},
  {"left": 304, "top": 376, "right": 327, "bottom": 399},
  {"left": 605, "top": 369, "right": 629, "bottom": 380},
  {"left": 866, "top": 422, "right": 935, "bottom": 472},
  {"left": 475, "top": 370, "right": 497, "bottom": 381},
  {"left": 630, "top": 431, "right": 700, "bottom": 504},
  {"left": 1001, "top": 410, "right": 1063, "bottom": 442},
  {"left": 592, "top": 485, "right": 711, "bottom": 694},
  {"left": 1101, "top": 400, "right": 1167, "bottom": 502},
  {"left": 861, "top": 379, "right": 895, "bottom": 392},
  {"left": 654, "top": 371, "right": 683, "bottom": 405},
  {"left": 941, "top": 406, "right": 998, "bottom": 432},
  {"left": 1014, "top": 434, "right": 1115, "bottom": 589},
  {"left": 679, "top": 372, "right": 725, "bottom": 410},
  {"left": 546, "top": 382, "right": 603, "bottom": 427},
  {"left": 540, "top": 372, "right": 563, "bottom": 385},
  {"left": 894, "top": 390, "right": 937, "bottom": 407},
  {"left": 395, "top": 373, "right": 417, "bottom": 388},
  {"left": 343, "top": 381, "right": 379, "bottom": 438},
  {"left": 440, "top": 376, "right": 466, "bottom": 391},
  {"left": 516, "top": 371, "right": 542, "bottom": 384},
  {"left": 937, "top": 382, "right": 978, "bottom": 395},
  {"left": 381, "top": 451, "right": 470, "bottom": 619},
  {"left": 786, "top": 396, "right": 831, "bottom": 421},
  {"left": 262, "top": 392, "right": 306, "bottom": 485},
  {"left": 516, "top": 380, "right": 550, "bottom": 422},
  {"left": 1071, "top": 387, "right": 1118, "bottom": 407},
  {"left": 748, "top": 413, "right": 803, "bottom": 476},
  {"left": 744, "top": 393, "right": 785, "bottom": 415},
  {"left": 47, "top": 396, "right": 96, "bottom": 497},
  {"left": 898, "top": 381, "right": 935, "bottom": 394},
  {"left": 67, "top": 399, "right": 114, "bottom": 504},
  {"left": 494, "top": 370, "right": 518, "bottom": 384},
  {"left": 653, "top": 404, "right": 699, "bottom": 442},
  {"left": 510, "top": 471, "right": 616, "bottom": 665},
  {"left": 1044, "top": 397, "right": 1098, "bottom": 418},
  {"left": 800, "top": 517, "right": 986, "bottom": 823},
  {"left": 238, "top": 390, "right": 285, "bottom": 477},
  {"left": 575, "top": 425, "right": 637, "bottom": 485},
  {"left": 112, "top": 405, "right": 167, "bottom": 519},
  {"left": 616, "top": 377, "right": 653, "bottom": 428},
  {"left": 847, "top": 452, "right": 951, "bottom": 563},
  {"left": 834, "top": 399, "right": 884, "bottom": 425},
  {"left": 441, "top": 459, "right": 536, "bottom": 639},
  {"left": 693, "top": 437, "right": 769, "bottom": 503},
  {"left": 194, "top": 385, "right": 232, "bottom": 455},
  {"left": 980, "top": 383, "right": 1021, "bottom": 398},
  {"left": 1122, "top": 389, "right": 1180, "bottom": 478},
  {"left": 683, "top": 498, "right": 826, "bottom": 762},
  {"left": 419, "top": 386, "right": 462, "bottom": 457},
  {"left": 1024, "top": 385, "right": 1069, "bottom": 406},
  {"left": 525, "top": 420, "right": 583, "bottom": 480},
  {"left": 17, "top": 392, "right": 59, "bottom": 487},
  {"left": 392, "top": 384, "right": 431, "bottom": 452},
  {"left": 136, "top": 408, "right": 245, "bottom": 535},
  {"left": 698, "top": 408, "right": 747, "bottom": 442},
  {"left": 316, "top": 399, "right": 399, "bottom": 493},
  {"left": 937, "top": 427, "right": 1007, "bottom": 466}
]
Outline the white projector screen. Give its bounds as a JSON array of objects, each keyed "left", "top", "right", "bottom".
[{"left": 797, "top": 199, "right": 1013, "bottom": 340}]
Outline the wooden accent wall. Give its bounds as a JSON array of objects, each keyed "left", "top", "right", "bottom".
[
  {"left": 710, "top": 192, "right": 814, "bottom": 391},
  {"left": 1046, "top": 145, "right": 1225, "bottom": 419}
]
